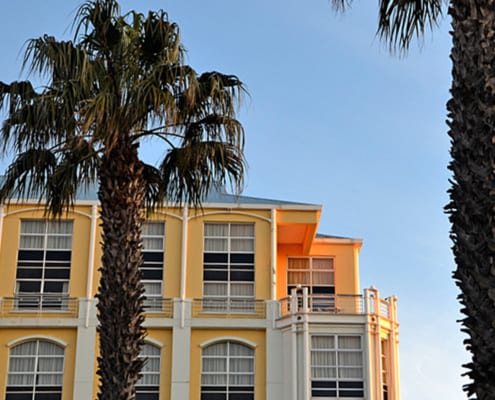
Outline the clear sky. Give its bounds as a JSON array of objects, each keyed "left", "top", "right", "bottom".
[{"left": 0, "top": 1, "right": 464, "bottom": 399}]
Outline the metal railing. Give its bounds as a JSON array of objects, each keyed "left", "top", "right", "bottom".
[
  {"left": 0, "top": 295, "right": 79, "bottom": 317},
  {"left": 279, "top": 294, "right": 365, "bottom": 316},
  {"left": 143, "top": 297, "right": 174, "bottom": 318},
  {"left": 192, "top": 298, "right": 266, "bottom": 318}
]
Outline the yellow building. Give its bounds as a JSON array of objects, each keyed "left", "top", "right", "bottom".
[{"left": 0, "top": 189, "right": 399, "bottom": 400}]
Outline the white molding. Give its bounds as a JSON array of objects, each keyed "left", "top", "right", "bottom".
[
  {"left": 7, "top": 335, "right": 68, "bottom": 348},
  {"left": 188, "top": 210, "right": 271, "bottom": 223},
  {"left": 145, "top": 337, "right": 164, "bottom": 348},
  {"left": 4, "top": 206, "right": 92, "bottom": 219},
  {"left": 200, "top": 336, "right": 257, "bottom": 349}
]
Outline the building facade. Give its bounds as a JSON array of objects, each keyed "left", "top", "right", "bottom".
[{"left": 0, "top": 190, "right": 399, "bottom": 400}]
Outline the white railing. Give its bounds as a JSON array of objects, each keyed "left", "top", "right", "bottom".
[
  {"left": 279, "top": 294, "right": 365, "bottom": 316},
  {"left": 192, "top": 298, "right": 266, "bottom": 318},
  {"left": 0, "top": 295, "right": 79, "bottom": 317}
]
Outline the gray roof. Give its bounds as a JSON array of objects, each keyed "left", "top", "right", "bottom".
[{"left": 1, "top": 177, "right": 318, "bottom": 208}]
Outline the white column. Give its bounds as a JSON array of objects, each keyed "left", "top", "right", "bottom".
[
  {"left": 302, "top": 287, "right": 311, "bottom": 400},
  {"left": 0, "top": 205, "right": 5, "bottom": 255},
  {"left": 73, "top": 299, "right": 98, "bottom": 400},
  {"left": 171, "top": 298, "right": 192, "bottom": 399},
  {"left": 85, "top": 204, "right": 98, "bottom": 328},
  {"left": 265, "top": 301, "right": 284, "bottom": 400},
  {"left": 270, "top": 208, "right": 277, "bottom": 301},
  {"left": 180, "top": 206, "right": 188, "bottom": 328}
]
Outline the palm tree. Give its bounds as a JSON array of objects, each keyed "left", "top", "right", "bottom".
[
  {"left": 333, "top": 1, "right": 493, "bottom": 398},
  {"left": 0, "top": 1, "right": 245, "bottom": 399}
]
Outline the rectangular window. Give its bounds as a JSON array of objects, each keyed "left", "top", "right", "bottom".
[
  {"left": 288, "top": 257, "right": 335, "bottom": 311},
  {"left": 311, "top": 335, "right": 364, "bottom": 398},
  {"left": 15, "top": 220, "right": 73, "bottom": 310},
  {"left": 141, "top": 222, "right": 165, "bottom": 311},
  {"left": 203, "top": 223, "right": 255, "bottom": 313}
]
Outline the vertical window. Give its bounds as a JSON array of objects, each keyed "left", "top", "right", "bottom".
[
  {"left": 201, "top": 341, "right": 254, "bottom": 400},
  {"left": 136, "top": 343, "right": 161, "bottom": 400},
  {"left": 6, "top": 340, "right": 64, "bottom": 400},
  {"left": 203, "top": 223, "right": 255, "bottom": 312},
  {"left": 16, "top": 220, "right": 73, "bottom": 310},
  {"left": 287, "top": 258, "right": 334, "bottom": 310},
  {"left": 381, "top": 339, "right": 388, "bottom": 400},
  {"left": 311, "top": 335, "right": 364, "bottom": 398},
  {"left": 141, "top": 222, "right": 165, "bottom": 311}
]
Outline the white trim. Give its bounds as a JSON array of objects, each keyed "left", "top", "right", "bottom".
[
  {"left": 7, "top": 335, "right": 68, "bottom": 348},
  {"left": 6, "top": 198, "right": 322, "bottom": 211},
  {"left": 149, "top": 210, "right": 183, "bottom": 221},
  {"left": 271, "top": 208, "right": 277, "bottom": 301},
  {"left": 144, "top": 337, "right": 164, "bottom": 348},
  {"left": 180, "top": 206, "right": 188, "bottom": 328},
  {"left": 189, "top": 210, "right": 271, "bottom": 222},
  {"left": 85, "top": 204, "right": 98, "bottom": 327},
  {"left": 200, "top": 336, "right": 257, "bottom": 349},
  {"left": 5, "top": 206, "right": 92, "bottom": 219},
  {"left": 315, "top": 237, "right": 363, "bottom": 245}
]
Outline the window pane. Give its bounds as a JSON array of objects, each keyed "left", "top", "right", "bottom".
[
  {"left": 338, "top": 336, "right": 361, "bottom": 350},
  {"left": 205, "top": 239, "right": 228, "bottom": 252},
  {"left": 47, "top": 221, "right": 72, "bottom": 234},
  {"left": 21, "top": 221, "right": 45, "bottom": 234},
  {"left": 230, "top": 224, "right": 254, "bottom": 237},
  {"left": 230, "top": 239, "right": 254, "bottom": 252},
  {"left": 312, "top": 258, "right": 333, "bottom": 270},
  {"left": 288, "top": 258, "right": 309, "bottom": 270},
  {"left": 142, "top": 222, "right": 165, "bottom": 236},
  {"left": 205, "top": 224, "right": 228, "bottom": 237},
  {"left": 204, "top": 283, "right": 228, "bottom": 296},
  {"left": 20, "top": 236, "right": 44, "bottom": 249}
]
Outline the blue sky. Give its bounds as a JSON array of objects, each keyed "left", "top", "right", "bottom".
[{"left": 0, "top": 1, "right": 464, "bottom": 398}]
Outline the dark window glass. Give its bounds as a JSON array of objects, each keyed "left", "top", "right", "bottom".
[
  {"left": 16, "top": 268, "right": 43, "bottom": 279},
  {"left": 204, "top": 271, "right": 228, "bottom": 281},
  {"left": 204, "top": 253, "right": 229, "bottom": 263},
  {"left": 230, "top": 254, "right": 254, "bottom": 263}
]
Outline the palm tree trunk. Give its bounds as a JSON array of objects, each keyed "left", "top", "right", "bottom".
[
  {"left": 96, "top": 138, "right": 146, "bottom": 400},
  {"left": 447, "top": 1, "right": 495, "bottom": 398}
]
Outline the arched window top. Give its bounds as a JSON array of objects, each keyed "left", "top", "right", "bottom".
[
  {"left": 10, "top": 340, "right": 64, "bottom": 356},
  {"left": 137, "top": 343, "right": 161, "bottom": 400},
  {"left": 200, "top": 336, "right": 257, "bottom": 350},
  {"left": 7, "top": 340, "right": 65, "bottom": 400},
  {"left": 201, "top": 340, "right": 254, "bottom": 400},
  {"left": 7, "top": 335, "right": 68, "bottom": 349}
]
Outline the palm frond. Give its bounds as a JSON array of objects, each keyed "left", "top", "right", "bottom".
[
  {"left": 158, "top": 141, "right": 245, "bottom": 207},
  {"left": 0, "top": 149, "right": 57, "bottom": 203},
  {"left": 377, "top": 0, "right": 443, "bottom": 53},
  {"left": 330, "top": 0, "right": 352, "bottom": 12}
]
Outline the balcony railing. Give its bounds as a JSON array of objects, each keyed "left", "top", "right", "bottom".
[
  {"left": 143, "top": 297, "right": 174, "bottom": 318},
  {"left": 279, "top": 294, "right": 365, "bottom": 316},
  {"left": 0, "top": 295, "right": 79, "bottom": 317},
  {"left": 192, "top": 298, "right": 266, "bottom": 318}
]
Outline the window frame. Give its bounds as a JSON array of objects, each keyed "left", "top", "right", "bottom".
[
  {"left": 141, "top": 221, "right": 165, "bottom": 312},
  {"left": 15, "top": 220, "right": 73, "bottom": 310},
  {"left": 310, "top": 334, "right": 365, "bottom": 399},
  {"left": 201, "top": 340, "right": 255, "bottom": 400},
  {"left": 136, "top": 342, "right": 161, "bottom": 400},
  {"left": 203, "top": 222, "right": 256, "bottom": 313},
  {"left": 6, "top": 339, "right": 65, "bottom": 400}
]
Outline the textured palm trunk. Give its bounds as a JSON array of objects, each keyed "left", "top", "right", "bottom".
[
  {"left": 447, "top": 1, "right": 495, "bottom": 399},
  {"left": 96, "top": 138, "right": 146, "bottom": 400}
]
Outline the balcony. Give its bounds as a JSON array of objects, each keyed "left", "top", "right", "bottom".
[
  {"left": 143, "top": 297, "right": 174, "bottom": 318},
  {"left": 279, "top": 294, "right": 365, "bottom": 316},
  {"left": 0, "top": 294, "right": 79, "bottom": 318},
  {"left": 278, "top": 287, "right": 397, "bottom": 321},
  {"left": 192, "top": 298, "right": 266, "bottom": 318}
]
